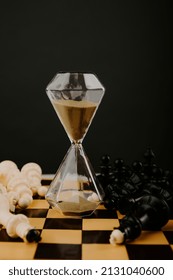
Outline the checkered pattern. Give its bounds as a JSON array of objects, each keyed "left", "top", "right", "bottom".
[{"left": 0, "top": 179, "right": 173, "bottom": 260}]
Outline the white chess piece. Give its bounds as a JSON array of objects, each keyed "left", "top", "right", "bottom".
[
  {"left": 0, "top": 160, "right": 46, "bottom": 210},
  {"left": 7, "top": 174, "right": 33, "bottom": 208},
  {"left": 37, "top": 186, "right": 48, "bottom": 197},
  {"left": 0, "top": 160, "right": 18, "bottom": 186},
  {"left": 109, "top": 229, "right": 125, "bottom": 245},
  {"left": 87, "top": 192, "right": 100, "bottom": 202},
  {"left": 0, "top": 193, "right": 40, "bottom": 242},
  {"left": 21, "top": 162, "right": 43, "bottom": 196},
  {"left": 0, "top": 183, "right": 6, "bottom": 194},
  {"left": 0, "top": 184, "right": 17, "bottom": 212}
]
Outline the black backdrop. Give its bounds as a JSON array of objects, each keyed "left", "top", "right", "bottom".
[{"left": 0, "top": 0, "right": 172, "bottom": 173}]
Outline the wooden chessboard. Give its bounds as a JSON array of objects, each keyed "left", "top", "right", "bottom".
[{"left": 0, "top": 178, "right": 173, "bottom": 260}]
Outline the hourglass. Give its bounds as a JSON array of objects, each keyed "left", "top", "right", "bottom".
[{"left": 45, "top": 72, "right": 105, "bottom": 216}]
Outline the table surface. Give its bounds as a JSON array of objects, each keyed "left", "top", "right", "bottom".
[{"left": 0, "top": 178, "right": 173, "bottom": 260}]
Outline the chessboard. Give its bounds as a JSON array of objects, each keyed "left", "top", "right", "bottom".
[{"left": 0, "top": 177, "right": 173, "bottom": 260}]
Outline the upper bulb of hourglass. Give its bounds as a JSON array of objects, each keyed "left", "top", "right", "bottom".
[{"left": 46, "top": 72, "right": 105, "bottom": 143}]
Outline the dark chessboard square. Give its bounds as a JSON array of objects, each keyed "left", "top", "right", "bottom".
[
  {"left": 15, "top": 208, "right": 48, "bottom": 218},
  {"left": 41, "top": 179, "right": 52, "bottom": 185},
  {"left": 126, "top": 244, "right": 173, "bottom": 260},
  {"left": 163, "top": 231, "right": 173, "bottom": 244},
  {"left": 34, "top": 243, "right": 81, "bottom": 260},
  {"left": 82, "top": 230, "right": 112, "bottom": 244},
  {"left": 0, "top": 229, "right": 23, "bottom": 242},
  {"left": 44, "top": 218, "right": 82, "bottom": 230},
  {"left": 33, "top": 194, "right": 47, "bottom": 200},
  {"left": 88, "top": 209, "right": 118, "bottom": 219}
]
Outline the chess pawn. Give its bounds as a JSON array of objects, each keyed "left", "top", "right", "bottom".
[
  {"left": 37, "top": 185, "right": 48, "bottom": 197},
  {"left": 143, "top": 148, "right": 155, "bottom": 165},
  {"left": 104, "top": 179, "right": 140, "bottom": 214},
  {"left": 104, "top": 190, "right": 128, "bottom": 214},
  {"left": 164, "top": 170, "right": 173, "bottom": 185},
  {"left": 0, "top": 183, "right": 7, "bottom": 194},
  {"left": 121, "top": 161, "right": 145, "bottom": 199},
  {"left": 0, "top": 193, "right": 41, "bottom": 242},
  {"left": 142, "top": 148, "right": 157, "bottom": 180},
  {"left": 7, "top": 173, "right": 33, "bottom": 208},
  {"left": 142, "top": 182, "right": 173, "bottom": 215},
  {"left": 113, "top": 158, "right": 125, "bottom": 183},
  {"left": 0, "top": 160, "right": 19, "bottom": 186},
  {"left": 6, "top": 191, "right": 20, "bottom": 212},
  {"left": 113, "top": 159, "right": 130, "bottom": 186},
  {"left": 21, "top": 162, "right": 43, "bottom": 196},
  {"left": 103, "top": 183, "right": 131, "bottom": 214},
  {"left": 110, "top": 195, "right": 170, "bottom": 245},
  {"left": 97, "top": 155, "right": 114, "bottom": 188},
  {"left": 0, "top": 160, "right": 18, "bottom": 172},
  {"left": 5, "top": 168, "right": 21, "bottom": 186},
  {"left": 159, "top": 170, "right": 173, "bottom": 189},
  {"left": 0, "top": 183, "right": 19, "bottom": 212},
  {"left": 129, "top": 161, "right": 143, "bottom": 186}
]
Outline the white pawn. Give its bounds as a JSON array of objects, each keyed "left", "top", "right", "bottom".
[
  {"left": 0, "top": 160, "right": 18, "bottom": 186},
  {"left": 0, "top": 183, "right": 7, "bottom": 194},
  {"left": 7, "top": 191, "right": 20, "bottom": 212},
  {"left": 21, "top": 162, "right": 43, "bottom": 196},
  {"left": 18, "top": 193, "right": 33, "bottom": 209},
  {"left": 0, "top": 160, "right": 18, "bottom": 170},
  {"left": 7, "top": 173, "right": 33, "bottom": 209},
  {"left": 21, "top": 162, "right": 42, "bottom": 179},
  {"left": 37, "top": 186, "right": 48, "bottom": 197},
  {"left": 87, "top": 192, "right": 100, "bottom": 202},
  {"left": 5, "top": 168, "right": 20, "bottom": 186},
  {"left": 0, "top": 184, "right": 17, "bottom": 212}
]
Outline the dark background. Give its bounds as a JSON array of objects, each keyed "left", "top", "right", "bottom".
[{"left": 0, "top": 0, "right": 172, "bottom": 173}]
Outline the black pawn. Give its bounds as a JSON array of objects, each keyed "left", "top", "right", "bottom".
[
  {"left": 143, "top": 148, "right": 156, "bottom": 180},
  {"left": 128, "top": 160, "right": 144, "bottom": 194},
  {"left": 113, "top": 158, "right": 129, "bottom": 185},
  {"left": 143, "top": 148, "right": 155, "bottom": 164},
  {"left": 97, "top": 155, "right": 114, "bottom": 188},
  {"left": 104, "top": 182, "right": 134, "bottom": 214}
]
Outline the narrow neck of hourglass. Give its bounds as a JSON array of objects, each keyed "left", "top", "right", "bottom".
[{"left": 71, "top": 139, "right": 83, "bottom": 145}]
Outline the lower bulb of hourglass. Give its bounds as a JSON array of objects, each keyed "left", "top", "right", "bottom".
[
  {"left": 56, "top": 180, "right": 101, "bottom": 216},
  {"left": 45, "top": 144, "right": 105, "bottom": 217},
  {"left": 46, "top": 175, "right": 103, "bottom": 216}
]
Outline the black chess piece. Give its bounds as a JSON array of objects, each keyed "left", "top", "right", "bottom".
[
  {"left": 127, "top": 160, "right": 144, "bottom": 196},
  {"left": 97, "top": 155, "right": 114, "bottom": 188},
  {"left": 162, "top": 170, "right": 173, "bottom": 189},
  {"left": 99, "top": 148, "right": 173, "bottom": 218},
  {"left": 104, "top": 182, "right": 139, "bottom": 214},
  {"left": 143, "top": 147, "right": 155, "bottom": 164},
  {"left": 142, "top": 181, "right": 173, "bottom": 214},
  {"left": 142, "top": 148, "right": 157, "bottom": 181},
  {"left": 104, "top": 160, "right": 144, "bottom": 213},
  {"left": 110, "top": 194, "right": 170, "bottom": 244},
  {"left": 95, "top": 148, "right": 173, "bottom": 244},
  {"left": 104, "top": 182, "right": 133, "bottom": 214},
  {"left": 113, "top": 158, "right": 130, "bottom": 185},
  {"left": 26, "top": 229, "right": 41, "bottom": 242}
]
